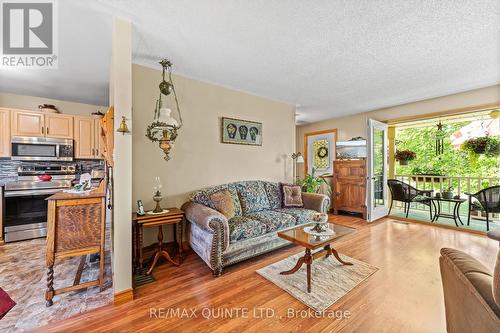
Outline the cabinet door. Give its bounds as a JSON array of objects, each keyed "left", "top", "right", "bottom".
[
  {"left": 74, "top": 116, "right": 95, "bottom": 158},
  {"left": 11, "top": 110, "right": 44, "bottom": 137},
  {"left": 45, "top": 114, "right": 74, "bottom": 139},
  {"left": 94, "top": 118, "right": 103, "bottom": 159},
  {"left": 0, "top": 109, "right": 11, "bottom": 157}
]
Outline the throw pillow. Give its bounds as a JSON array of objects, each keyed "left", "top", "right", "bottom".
[
  {"left": 279, "top": 183, "right": 304, "bottom": 208},
  {"left": 210, "top": 190, "right": 236, "bottom": 219}
]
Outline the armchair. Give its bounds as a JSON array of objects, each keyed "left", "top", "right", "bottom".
[
  {"left": 465, "top": 185, "right": 500, "bottom": 231},
  {"left": 439, "top": 230, "right": 500, "bottom": 332},
  {"left": 387, "top": 179, "right": 433, "bottom": 218}
]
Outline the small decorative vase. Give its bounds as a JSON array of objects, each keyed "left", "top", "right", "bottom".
[
  {"left": 311, "top": 213, "right": 328, "bottom": 233},
  {"left": 153, "top": 191, "right": 163, "bottom": 213}
]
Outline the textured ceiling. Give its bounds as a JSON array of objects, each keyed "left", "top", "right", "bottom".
[
  {"left": 3, "top": 1, "right": 499, "bottom": 121},
  {"left": 0, "top": 1, "right": 111, "bottom": 106}
]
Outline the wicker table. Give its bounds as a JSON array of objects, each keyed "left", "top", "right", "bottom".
[{"left": 429, "top": 197, "right": 467, "bottom": 227}]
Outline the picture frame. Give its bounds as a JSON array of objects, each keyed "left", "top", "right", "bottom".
[
  {"left": 221, "top": 117, "right": 262, "bottom": 146},
  {"left": 304, "top": 129, "right": 337, "bottom": 176}
]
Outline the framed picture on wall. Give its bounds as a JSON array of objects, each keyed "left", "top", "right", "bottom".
[
  {"left": 304, "top": 129, "right": 337, "bottom": 176},
  {"left": 221, "top": 117, "right": 262, "bottom": 146}
]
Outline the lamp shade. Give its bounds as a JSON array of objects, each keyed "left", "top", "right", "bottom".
[
  {"left": 296, "top": 155, "right": 304, "bottom": 163},
  {"left": 158, "top": 107, "right": 179, "bottom": 127}
]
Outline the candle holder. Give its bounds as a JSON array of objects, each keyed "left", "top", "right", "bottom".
[{"left": 152, "top": 190, "right": 163, "bottom": 213}]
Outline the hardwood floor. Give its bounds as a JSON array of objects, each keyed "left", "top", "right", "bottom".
[{"left": 36, "top": 215, "right": 498, "bottom": 333}]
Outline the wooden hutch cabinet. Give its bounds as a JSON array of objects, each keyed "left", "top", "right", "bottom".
[{"left": 332, "top": 159, "right": 367, "bottom": 219}]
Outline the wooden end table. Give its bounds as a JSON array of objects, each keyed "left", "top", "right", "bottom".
[
  {"left": 277, "top": 223, "right": 355, "bottom": 293},
  {"left": 132, "top": 208, "right": 184, "bottom": 275}
]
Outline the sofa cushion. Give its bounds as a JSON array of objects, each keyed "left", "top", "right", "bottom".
[
  {"left": 228, "top": 216, "right": 267, "bottom": 243},
  {"left": 274, "top": 208, "right": 317, "bottom": 225},
  {"left": 190, "top": 184, "right": 242, "bottom": 216},
  {"left": 247, "top": 210, "right": 296, "bottom": 232},
  {"left": 210, "top": 190, "right": 236, "bottom": 219},
  {"left": 279, "top": 183, "right": 304, "bottom": 208},
  {"left": 237, "top": 181, "right": 271, "bottom": 214},
  {"left": 264, "top": 182, "right": 281, "bottom": 209}
]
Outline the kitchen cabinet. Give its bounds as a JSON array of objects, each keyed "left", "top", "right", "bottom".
[
  {"left": 333, "top": 159, "right": 367, "bottom": 219},
  {"left": 44, "top": 114, "right": 73, "bottom": 139},
  {"left": 0, "top": 109, "right": 11, "bottom": 157},
  {"left": 11, "top": 110, "right": 73, "bottom": 139},
  {"left": 74, "top": 116, "right": 102, "bottom": 159},
  {"left": 11, "top": 110, "right": 44, "bottom": 137}
]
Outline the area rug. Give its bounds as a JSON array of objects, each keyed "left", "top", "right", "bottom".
[{"left": 257, "top": 252, "right": 378, "bottom": 312}]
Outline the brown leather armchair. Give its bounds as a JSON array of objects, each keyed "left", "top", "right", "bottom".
[{"left": 439, "top": 230, "right": 500, "bottom": 333}]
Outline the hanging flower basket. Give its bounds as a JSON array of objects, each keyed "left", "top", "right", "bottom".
[
  {"left": 395, "top": 150, "right": 416, "bottom": 165},
  {"left": 462, "top": 136, "right": 500, "bottom": 156}
]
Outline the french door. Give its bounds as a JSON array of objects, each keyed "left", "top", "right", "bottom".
[{"left": 367, "top": 119, "right": 389, "bottom": 221}]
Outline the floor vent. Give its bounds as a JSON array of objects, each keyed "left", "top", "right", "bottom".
[{"left": 134, "top": 269, "right": 156, "bottom": 288}]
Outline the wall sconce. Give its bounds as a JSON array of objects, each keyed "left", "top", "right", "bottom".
[
  {"left": 291, "top": 152, "right": 304, "bottom": 185},
  {"left": 146, "top": 59, "right": 183, "bottom": 161},
  {"left": 116, "top": 116, "right": 130, "bottom": 135}
]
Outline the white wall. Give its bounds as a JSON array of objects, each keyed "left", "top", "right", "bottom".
[{"left": 132, "top": 64, "right": 296, "bottom": 245}]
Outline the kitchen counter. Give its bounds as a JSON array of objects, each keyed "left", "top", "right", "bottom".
[{"left": 46, "top": 188, "right": 105, "bottom": 201}]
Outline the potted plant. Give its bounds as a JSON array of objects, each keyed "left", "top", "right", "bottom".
[
  {"left": 395, "top": 150, "right": 416, "bottom": 165},
  {"left": 300, "top": 168, "right": 332, "bottom": 210},
  {"left": 462, "top": 136, "right": 500, "bottom": 156},
  {"left": 442, "top": 186, "right": 454, "bottom": 199},
  {"left": 410, "top": 165, "right": 446, "bottom": 183}
]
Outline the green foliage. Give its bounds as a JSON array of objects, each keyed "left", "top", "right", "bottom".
[
  {"left": 462, "top": 136, "right": 500, "bottom": 157},
  {"left": 300, "top": 168, "right": 332, "bottom": 210},
  {"left": 395, "top": 122, "right": 499, "bottom": 178},
  {"left": 300, "top": 168, "right": 329, "bottom": 193}
]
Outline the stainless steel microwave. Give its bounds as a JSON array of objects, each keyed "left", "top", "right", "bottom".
[{"left": 11, "top": 136, "right": 74, "bottom": 161}]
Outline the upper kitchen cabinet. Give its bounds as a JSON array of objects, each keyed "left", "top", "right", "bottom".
[
  {"left": 0, "top": 109, "right": 11, "bottom": 157},
  {"left": 74, "top": 116, "right": 102, "bottom": 159},
  {"left": 44, "top": 114, "right": 74, "bottom": 139},
  {"left": 11, "top": 110, "right": 44, "bottom": 137},
  {"left": 74, "top": 116, "right": 95, "bottom": 159}
]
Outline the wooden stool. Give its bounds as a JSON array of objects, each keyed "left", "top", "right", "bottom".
[{"left": 45, "top": 190, "right": 106, "bottom": 307}]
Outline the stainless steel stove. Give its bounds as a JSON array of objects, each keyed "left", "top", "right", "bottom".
[{"left": 3, "top": 163, "right": 76, "bottom": 242}]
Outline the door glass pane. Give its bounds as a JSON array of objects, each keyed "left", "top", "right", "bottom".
[{"left": 373, "top": 128, "right": 385, "bottom": 207}]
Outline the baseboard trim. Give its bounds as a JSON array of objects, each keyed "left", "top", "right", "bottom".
[
  {"left": 114, "top": 288, "right": 134, "bottom": 305},
  {"left": 389, "top": 215, "right": 486, "bottom": 236}
]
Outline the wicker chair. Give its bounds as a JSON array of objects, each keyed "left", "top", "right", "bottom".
[
  {"left": 465, "top": 185, "right": 500, "bottom": 231},
  {"left": 387, "top": 179, "right": 433, "bottom": 218}
]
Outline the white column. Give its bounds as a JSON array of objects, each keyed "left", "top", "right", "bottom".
[{"left": 110, "top": 17, "right": 132, "bottom": 295}]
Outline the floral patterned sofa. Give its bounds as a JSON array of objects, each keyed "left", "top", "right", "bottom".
[{"left": 182, "top": 180, "right": 330, "bottom": 276}]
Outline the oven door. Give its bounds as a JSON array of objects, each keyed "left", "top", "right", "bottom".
[
  {"left": 3, "top": 190, "right": 60, "bottom": 242},
  {"left": 11, "top": 142, "right": 58, "bottom": 161}
]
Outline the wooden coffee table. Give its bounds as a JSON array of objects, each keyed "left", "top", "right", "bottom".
[{"left": 277, "top": 223, "right": 355, "bottom": 293}]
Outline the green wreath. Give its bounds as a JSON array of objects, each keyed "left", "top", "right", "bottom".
[{"left": 317, "top": 146, "right": 328, "bottom": 159}]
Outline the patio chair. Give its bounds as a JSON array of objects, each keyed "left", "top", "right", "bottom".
[
  {"left": 465, "top": 185, "right": 500, "bottom": 231},
  {"left": 387, "top": 179, "right": 433, "bottom": 218}
]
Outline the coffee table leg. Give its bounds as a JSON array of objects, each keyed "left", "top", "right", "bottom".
[
  {"left": 330, "top": 246, "right": 353, "bottom": 266},
  {"left": 280, "top": 254, "right": 305, "bottom": 275},
  {"left": 305, "top": 249, "right": 312, "bottom": 293}
]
